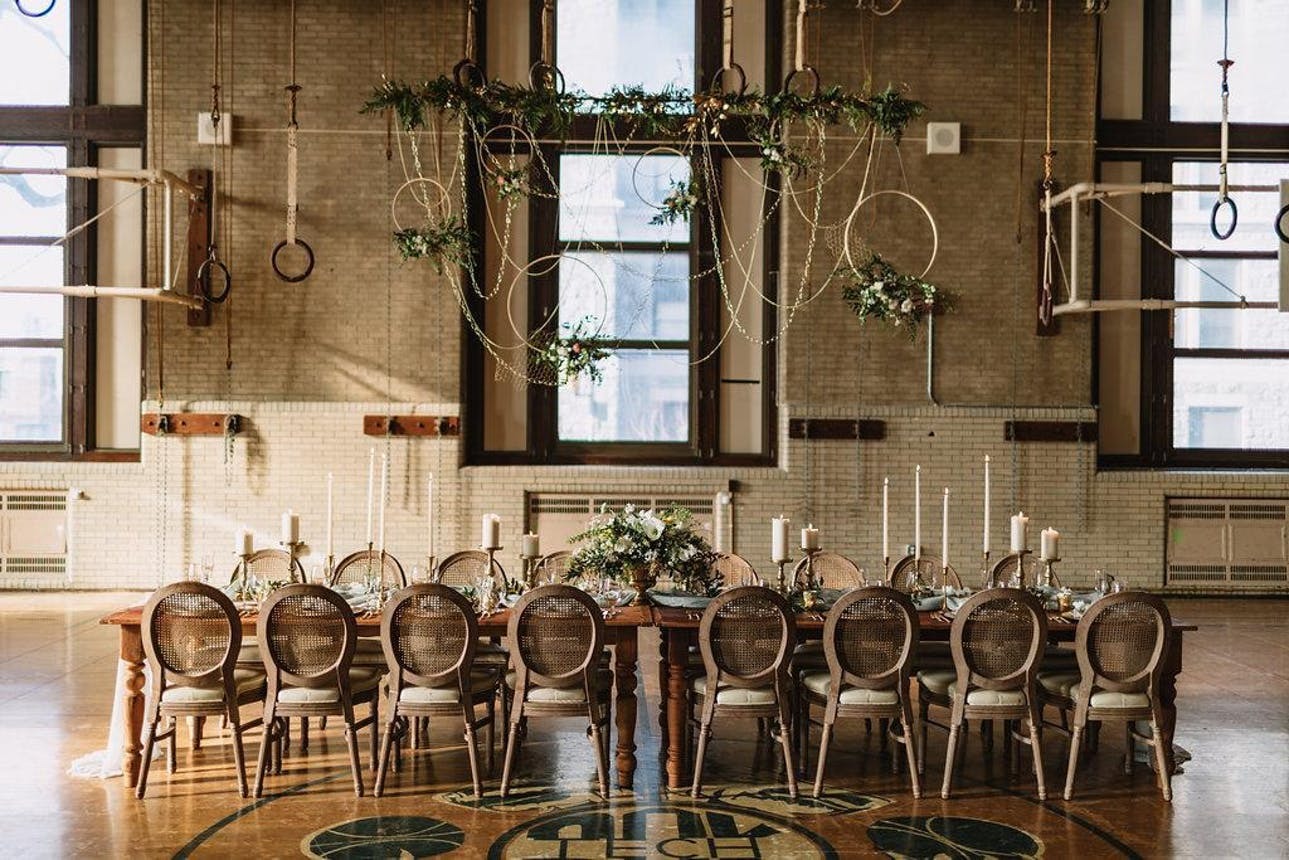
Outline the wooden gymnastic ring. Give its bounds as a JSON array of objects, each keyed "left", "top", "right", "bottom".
[
  {"left": 15, "top": 0, "right": 57, "bottom": 17},
  {"left": 196, "top": 255, "right": 232, "bottom": 303},
  {"left": 271, "top": 239, "right": 315, "bottom": 283},
  {"left": 528, "top": 61, "right": 565, "bottom": 95},
  {"left": 709, "top": 63, "right": 747, "bottom": 96},
  {"left": 1209, "top": 196, "right": 1237, "bottom": 240},
  {"left": 783, "top": 65, "right": 821, "bottom": 99},
  {"left": 452, "top": 58, "right": 487, "bottom": 90},
  {"left": 1275, "top": 204, "right": 1289, "bottom": 246}
]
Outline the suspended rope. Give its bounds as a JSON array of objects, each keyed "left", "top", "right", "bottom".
[
  {"left": 198, "top": 0, "right": 231, "bottom": 303},
  {"left": 1211, "top": 0, "right": 1237, "bottom": 240},
  {"left": 786, "top": 0, "right": 820, "bottom": 95},
  {"left": 530, "top": 0, "right": 562, "bottom": 92},
  {"left": 1037, "top": 0, "right": 1057, "bottom": 327},
  {"left": 272, "top": 0, "right": 315, "bottom": 282}
]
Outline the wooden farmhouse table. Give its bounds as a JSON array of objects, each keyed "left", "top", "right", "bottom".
[{"left": 101, "top": 601, "right": 1195, "bottom": 793}]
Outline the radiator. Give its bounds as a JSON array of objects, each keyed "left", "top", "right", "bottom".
[
  {"left": 1165, "top": 497, "right": 1288, "bottom": 591},
  {"left": 0, "top": 490, "right": 69, "bottom": 587}
]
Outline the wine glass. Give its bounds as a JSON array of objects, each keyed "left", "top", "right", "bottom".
[{"left": 200, "top": 554, "right": 215, "bottom": 584}]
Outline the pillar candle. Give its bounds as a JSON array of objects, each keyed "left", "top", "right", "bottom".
[
  {"left": 1010, "top": 511, "right": 1029, "bottom": 553},
  {"left": 982, "top": 455, "right": 991, "bottom": 555},
  {"left": 281, "top": 510, "right": 299, "bottom": 545},
  {"left": 914, "top": 465, "right": 922, "bottom": 561},
  {"left": 365, "top": 448, "right": 375, "bottom": 545},
  {"left": 377, "top": 454, "right": 388, "bottom": 553},
  {"left": 522, "top": 532, "right": 540, "bottom": 558},
  {"left": 481, "top": 514, "right": 502, "bottom": 550},
  {"left": 941, "top": 488, "right": 950, "bottom": 570},
  {"left": 712, "top": 491, "right": 730, "bottom": 554},
  {"left": 426, "top": 473, "right": 435, "bottom": 561},
  {"left": 801, "top": 524, "right": 820, "bottom": 551},
  {"left": 771, "top": 516, "right": 790, "bottom": 563},
  {"left": 882, "top": 477, "right": 890, "bottom": 560},
  {"left": 236, "top": 527, "right": 253, "bottom": 557},
  {"left": 1040, "top": 527, "right": 1060, "bottom": 561},
  {"left": 326, "top": 473, "right": 334, "bottom": 558}
]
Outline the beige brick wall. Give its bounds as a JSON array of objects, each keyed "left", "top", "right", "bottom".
[{"left": 2, "top": 1, "right": 1286, "bottom": 591}]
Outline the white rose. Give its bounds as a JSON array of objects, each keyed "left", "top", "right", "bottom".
[
  {"left": 901, "top": 299, "right": 914, "bottom": 313},
  {"left": 641, "top": 514, "right": 665, "bottom": 541},
  {"left": 873, "top": 280, "right": 885, "bottom": 292}
]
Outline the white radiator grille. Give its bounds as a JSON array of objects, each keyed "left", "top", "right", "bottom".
[
  {"left": 1166, "top": 497, "right": 1288, "bottom": 591},
  {"left": 528, "top": 493, "right": 719, "bottom": 553},
  {"left": 1, "top": 490, "right": 70, "bottom": 587}
]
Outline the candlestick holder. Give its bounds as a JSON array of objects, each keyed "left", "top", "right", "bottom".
[
  {"left": 483, "top": 546, "right": 510, "bottom": 594},
  {"left": 1003, "top": 549, "right": 1031, "bottom": 588},
  {"left": 882, "top": 556, "right": 891, "bottom": 586},
  {"left": 800, "top": 547, "right": 821, "bottom": 590},
  {"left": 1038, "top": 556, "right": 1060, "bottom": 589},
  {"left": 519, "top": 552, "right": 537, "bottom": 591},
  {"left": 424, "top": 555, "right": 439, "bottom": 584},
  {"left": 323, "top": 553, "right": 335, "bottom": 586},
  {"left": 773, "top": 557, "right": 793, "bottom": 596},
  {"left": 980, "top": 550, "right": 992, "bottom": 590},
  {"left": 281, "top": 539, "right": 303, "bottom": 580},
  {"left": 233, "top": 551, "right": 252, "bottom": 598}
]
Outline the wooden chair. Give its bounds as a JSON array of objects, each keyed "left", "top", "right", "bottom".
[
  {"left": 690, "top": 586, "right": 798, "bottom": 799},
  {"left": 331, "top": 549, "right": 406, "bottom": 589},
  {"left": 802, "top": 587, "right": 922, "bottom": 798},
  {"left": 533, "top": 550, "right": 573, "bottom": 584},
  {"left": 136, "top": 582, "right": 267, "bottom": 799},
  {"left": 374, "top": 584, "right": 499, "bottom": 798},
  {"left": 500, "top": 585, "right": 613, "bottom": 798},
  {"left": 986, "top": 552, "right": 1063, "bottom": 588},
  {"left": 792, "top": 550, "right": 862, "bottom": 591},
  {"left": 240, "top": 548, "right": 305, "bottom": 583},
  {"left": 713, "top": 553, "right": 762, "bottom": 587},
  {"left": 1039, "top": 591, "right": 1174, "bottom": 801},
  {"left": 435, "top": 549, "right": 505, "bottom": 588},
  {"left": 917, "top": 588, "right": 1049, "bottom": 800},
  {"left": 889, "top": 554, "right": 962, "bottom": 672},
  {"left": 253, "top": 584, "right": 384, "bottom": 797}
]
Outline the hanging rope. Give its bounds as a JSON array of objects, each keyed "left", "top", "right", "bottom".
[
  {"left": 453, "top": 0, "right": 486, "bottom": 87},
  {"left": 272, "top": 0, "right": 315, "bottom": 282},
  {"left": 1211, "top": 0, "right": 1237, "bottom": 240},
  {"left": 529, "top": 0, "right": 563, "bottom": 92},
  {"left": 1037, "top": 0, "right": 1057, "bottom": 327},
  {"left": 713, "top": 0, "right": 746, "bottom": 93},
  {"left": 785, "top": 0, "right": 819, "bottom": 95},
  {"left": 197, "top": 0, "right": 232, "bottom": 303}
]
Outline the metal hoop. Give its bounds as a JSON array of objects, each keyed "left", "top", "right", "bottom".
[
  {"left": 452, "top": 58, "right": 487, "bottom": 90},
  {"left": 15, "top": 0, "right": 57, "bottom": 16},
  {"left": 628, "top": 146, "right": 691, "bottom": 214},
  {"left": 783, "top": 65, "right": 821, "bottom": 99},
  {"left": 1209, "top": 196, "right": 1238, "bottom": 240},
  {"left": 196, "top": 253, "right": 232, "bottom": 304},
  {"left": 271, "top": 238, "right": 315, "bottom": 283},
  {"left": 1274, "top": 204, "right": 1289, "bottom": 246},
  {"left": 478, "top": 123, "right": 539, "bottom": 178},
  {"left": 842, "top": 189, "right": 940, "bottom": 279},
  {"left": 709, "top": 63, "right": 748, "bottom": 96},
  {"left": 390, "top": 177, "right": 452, "bottom": 233},
  {"left": 528, "top": 61, "right": 565, "bottom": 95}
]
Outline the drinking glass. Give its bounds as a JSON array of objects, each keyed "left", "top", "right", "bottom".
[
  {"left": 411, "top": 564, "right": 427, "bottom": 585},
  {"left": 1007, "top": 568, "right": 1022, "bottom": 589},
  {"left": 1110, "top": 577, "right": 1127, "bottom": 594},
  {"left": 200, "top": 555, "right": 215, "bottom": 583},
  {"left": 308, "top": 563, "right": 326, "bottom": 586}
]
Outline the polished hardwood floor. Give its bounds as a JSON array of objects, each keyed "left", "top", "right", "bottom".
[{"left": 0, "top": 592, "right": 1284, "bottom": 858}]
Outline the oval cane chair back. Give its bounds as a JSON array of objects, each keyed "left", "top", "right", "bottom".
[
  {"left": 534, "top": 550, "right": 573, "bottom": 584},
  {"left": 436, "top": 549, "right": 505, "bottom": 588},
  {"left": 1075, "top": 591, "right": 1170, "bottom": 695},
  {"left": 824, "top": 586, "right": 918, "bottom": 692},
  {"left": 331, "top": 549, "right": 406, "bottom": 589},
  {"left": 699, "top": 586, "right": 796, "bottom": 689},
  {"left": 713, "top": 553, "right": 762, "bottom": 587},
  {"left": 793, "top": 551, "right": 862, "bottom": 590},
  {"left": 986, "top": 552, "right": 1056, "bottom": 588},
  {"left": 238, "top": 549, "right": 305, "bottom": 584},
  {"left": 142, "top": 582, "right": 241, "bottom": 691},
  {"left": 890, "top": 554, "right": 962, "bottom": 592},
  {"left": 950, "top": 588, "right": 1047, "bottom": 692},
  {"left": 507, "top": 585, "right": 604, "bottom": 689},
  {"left": 381, "top": 584, "right": 477, "bottom": 690},
  {"left": 258, "top": 584, "right": 357, "bottom": 689}
]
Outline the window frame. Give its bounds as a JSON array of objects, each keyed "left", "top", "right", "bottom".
[
  {"left": 1096, "top": 0, "right": 1289, "bottom": 469},
  {"left": 464, "top": 0, "right": 780, "bottom": 467},
  {"left": 0, "top": 0, "right": 146, "bottom": 460}
]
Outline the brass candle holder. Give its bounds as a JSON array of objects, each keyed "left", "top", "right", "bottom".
[
  {"left": 773, "top": 557, "right": 793, "bottom": 596},
  {"left": 519, "top": 551, "right": 537, "bottom": 590},
  {"left": 1038, "top": 556, "right": 1060, "bottom": 589},
  {"left": 800, "top": 547, "right": 821, "bottom": 590}
]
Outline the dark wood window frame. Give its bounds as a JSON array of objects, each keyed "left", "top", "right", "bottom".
[
  {"left": 0, "top": 0, "right": 146, "bottom": 461},
  {"left": 1096, "top": 0, "right": 1289, "bottom": 470},
  {"left": 464, "top": 0, "right": 780, "bottom": 467}
]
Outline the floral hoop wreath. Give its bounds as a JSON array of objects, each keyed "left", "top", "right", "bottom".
[
  {"left": 842, "top": 188, "right": 939, "bottom": 279},
  {"left": 630, "top": 145, "right": 693, "bottom": 214},
  {"left": 390, "top": 176, "right": 452, "bottom": 232}
]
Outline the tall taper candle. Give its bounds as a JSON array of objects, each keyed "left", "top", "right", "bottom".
[
  {"left": 914, "top": 465, "right": 922, "bottom": 561},
  {"left": 365, "top": 448, "right": 375, "bottom": 545},
  {"left": 326, "top": 472, "right": 334, "bottom": 558},
  {"left": 983, "top": 455, "right": 991, "bottom": 555},
  {"left": 377, "top": 454, "right": 388, "bottom": 553},
  {"left": 882, "top": 477, "right": 890, "bottom": 561},
  {"left": 771, "top": 516, "right": 790, "bottom": 563},
  {"left": 941, "top": 488, "right": 950, "bottom": 570}
]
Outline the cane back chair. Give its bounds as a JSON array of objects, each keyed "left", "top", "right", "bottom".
[
  {"left": 331, "top": 549, "right": 406, "bottom": 589},
  {"left": 428, "top": 549, "right": 510, "bottom": 671},
  {"left": 237, "top": 548, "right": 305, "bottom": 583},
  {"left": 136, "top": 582, "right": 267, "bottom": 798},
  {"left": 713, "top": 553, "right": 762, "bottom": 587},
  {"left": 792, "top": 551, "right": 862, "bottom": 591},
  {"left": 533, "top": 550, "right": 573, "bottom": 585},
  {"left": 374, "top": 584, "right": 499, "bottom": 798}
]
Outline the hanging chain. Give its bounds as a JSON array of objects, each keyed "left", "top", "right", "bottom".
[
  {"left": 1038, "top": 0, "right": 1056, "bottom": 327},
  {"left": 465, "top": 0, "right": 478, "bottom": 63}
]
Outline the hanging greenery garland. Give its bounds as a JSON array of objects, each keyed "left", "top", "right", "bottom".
[
  {"left": 392, "top": 216, "right": 473, "bottom": 272},
  {"left": 839, "top": 250, "right": 950, "bottom": 336},
  {"left": 532, "top": 316, "right": 614, "bottom": 385}
]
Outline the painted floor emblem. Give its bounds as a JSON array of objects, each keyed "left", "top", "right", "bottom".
[
  {"left": 303, "top": 816, "right": 465, "bottom": 858},
  {"left": 437, "top": 781, "right": 630, "bottom": 813},
  {"left": 867, "top": 815, "right": 1043, "bottom": 859},
  {"left": 489, "top": 802, "right": 837, "bottom": 859},
  {"left": 700, "top": 783, "right": 892, "bottom": 817}
]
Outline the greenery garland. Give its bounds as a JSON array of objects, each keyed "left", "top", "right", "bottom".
[
  {"left": 839, "top": 251, "right": 950, "bottom": 336},
  {"left": 532, "top": 316, "right": 613, "bottom": 384},
  {"left": 393, "top": 217, "right": 473, "bottom": 273}
]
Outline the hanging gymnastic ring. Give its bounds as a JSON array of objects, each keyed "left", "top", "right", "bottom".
[
  {"left": 709, "top": 63, "right": 747, "bottom": 97},
  {"left": 528, "top": 61, "right": 566, "bottom": 95},
  {"left": 15, "top": 0, "right": 57, "bottom": 17},
  {"left": 783, "top": 65, "right": 821, "bottom": 99},
  {"left": 272, "top": 239, "right": 315, "bottom": 283},
  {"left": 196, "top": 255, "right": 232, "bottom": 304},
  {"left": 1275, "top": 204, "right": 1289, "bottom": 246},
  {"left": 452, "top": 59, "right": 487, "bottom": 90},
  {"left": 1209, "top": 196, "right": 1238, "bottom": 240}
]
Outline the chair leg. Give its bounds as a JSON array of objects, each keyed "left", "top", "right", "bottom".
[
  {"left": 777, "top": 708, "right": 798, "bottom": 799},
  {"left": 1063, "top": 724, "right": 1083, "bottom": 801},
  {"left": 135, "top": 716, "right": 160, "bottom": 799},
  {"left": 370, "top": 697, "right": 381, "bottom": 772},
  {"left": 252, "top": 708, "right": 275, "bottom": 798},
  {"left": 271, "top": 716, "right": 284, "bottom": 774},
  {"left": 374, "top": 714, "right": 399, "bottom": 797},
  {"left": 464, "top": 723, "right": 483, "bottom": 799},
  {"left": 1150, "top": 713, "right": 1173, "bottom": 802},
  {"left": 166, "top": 716, "right": 178, "bottom": 774},
  {"left": 918, "top": 698, "right": 929, "bottom": 775},
  {"left": 901, "top": 703, "right": 922, "bottom": 799},
  {"left": 343, "top": 718, "right": 365, "bottom": 796},
  {"left": 812, "top": 720, "right": 833, "bottom": 798},
  {"left": 229, "top": 711, "right": 250, "bottom": 798},
  {"left": 1028, "top": 711, "right": 1047, "bottom": 801},
  {"left": 941, "top": 722, "right": 962, "bottom": 799},
  {"left": 499, "top": 713, "right": 522, "bottom": 798},
  {"left": 1123, "top": 721, "right": 1135, "bottom": 775},
  {"left": 189, "top": 715, "right": 204, "bottom": 751},
  {"left": 588, "top": 720, "right": 609, "bottom": 798},
  {"left": 691, "top": 719, "right": 713, "bottom": 798},
  {"left": 299, "top": 716, "right": 308, "bottom": 753}
]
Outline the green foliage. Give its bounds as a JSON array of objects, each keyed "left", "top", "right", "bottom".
[
  {"left": 392, "top": 217, "right": 473, "bottom": 273},
  {"left": 649, "top": 177, "right": 700, "bottom": 226},
  {"left": 566, "top": 504, "right": 721, "bottom": 596},
  {"left": 533, "top": 316, "right": 613, "bottom": 384},
  {"left": 839, "top": 250, "right": 950, "bottom": 336}
]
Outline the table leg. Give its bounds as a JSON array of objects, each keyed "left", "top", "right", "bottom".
[
  {"left": 658, "top": 630, "right": 669, "bottom": 750},
  {"left": 613, "top": 631, "right": 639, "bottom": 790},
  {"left": 1158, "top": 630, "right": 1184, "bottom": 775},
  {"left": 121, "top": 624, "right": 146, "bottom": 789},
  {"left": 665, "top": 629, "right": 692, "bottom": 791}
]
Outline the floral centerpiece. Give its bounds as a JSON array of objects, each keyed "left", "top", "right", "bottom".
[
  {"left": 839, "top": 250, "right": 949, "bottom": 336},
  {"left": 566, "top": 504, "right": 720, "bottom": 605}
]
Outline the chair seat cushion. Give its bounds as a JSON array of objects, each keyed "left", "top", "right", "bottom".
[
  {"left": 1084, "top": 689, "right": 1151, "bottom": 709},
  {"left": 801, "top": 672, "right": 899, "bottom": 705},
  {"left": 947, "top": 681, "right": 1027, "bottom": 707},
  {"left": 277, "top": 667, "right": 384, "bottom": 703},
  {"left": 161, "top": 668, "right": 266, "bottom": 704},
  {"left": 399, "top": 671, "right": 497, "bottom": 704},
  {"left": 1039, "top": 673, "right": 1150, "bottom": 708},
  {"left": 1037, "top": 672, "right": 1080, "bottom": 700},
  {"left": 504, "top": 669, "right": 614, "bottom": 703},
  {"left": 916, "top": 669, "right": 954, "bottom": 697},
  {"left": 691, "top": 676, "right": 777, "bottom": 706}
]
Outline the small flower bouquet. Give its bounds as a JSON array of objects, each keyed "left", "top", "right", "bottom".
[
  {"left": 567, "top": 504, "right": 720, "bottom": 604},
  {"left": 649, "top": 178, "right": 700, "bottom": 226},
  {"left": 839, "top": 250, "right": 949, "bottom": 335},
  {"left": 533, "top": 316, "right": 612, "bottom": 385}
]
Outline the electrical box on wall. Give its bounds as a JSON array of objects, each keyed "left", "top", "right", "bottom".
[
  {"left": 196, "top": 112, "right": 233, "bottom": 146},
  {"left": 926, "top": 121, "right": 961, "bottom": 155}
]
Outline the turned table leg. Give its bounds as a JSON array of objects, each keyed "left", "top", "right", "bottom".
[
  {"left": 1158, "top": 630, "right": 1184, "bottom": 775},
  {"left": 613, "top": 632, "right": 640, "bottom": 790},
  {"left": 665, "top": 629, "right": 692, "bottom": 791},
  {"left": 658, "top": 630, "right": 670, "bottom": 750},
  {"left": 121, "top": 624, "right": 146, "bottom": 788}
]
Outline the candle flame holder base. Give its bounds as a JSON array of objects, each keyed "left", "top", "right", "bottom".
[{"left": 773, "top": 558, "right": 794, "bottom": 596}]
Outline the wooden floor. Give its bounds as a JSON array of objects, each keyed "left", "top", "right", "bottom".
[{"left": 0, "top": 593, "right": 1285, "bottom": 858}]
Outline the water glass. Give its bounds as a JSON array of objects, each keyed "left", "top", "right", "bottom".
[
  {"left": 186, "top": 562, "right": 200, "bottom": 582},
  {"left": 200, "top": 555, "right": 215, "bottom": 583},
  {"left": 410, "top": 564, "right": 427, "bottom": 585},
  {"left": 1110, "top": 578, "right": 1127, "bottom": 594}
]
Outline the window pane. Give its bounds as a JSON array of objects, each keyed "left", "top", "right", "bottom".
[
  {"left": 0, "top": 347, "right": 63, "bottom": 442},
  {"left": 558, "top": 349, "right": 689, "bottom": 442},
  {"left": 1170, "top": 0, "right": 1289, "bottom": 123},
  {"left": 1174, "top": 258, "right": 1289, "bottom": 350},
  {"left": 560, "top": 154, "right": 691, "bottom": 244},
  {"left": 0, "top": 2, "right": 70, "bottom": 106},
  {"left": 0, "top": 146, "right": 67, "bottom": 236},
  {"left": 0, "top": 245, "right": 64, "bottom": 338},
  {"left": 1173, "top": 357, "right": 1289, "bottom": 449},
  {"left": 560, "top": 251, "right": 689, "bottom": 341},
  {"left": 556, "top": 0, "right": 694, "bottom": 98},
  {"left": 1171, "top": 162, "right": 1289, "bottom": 253}
]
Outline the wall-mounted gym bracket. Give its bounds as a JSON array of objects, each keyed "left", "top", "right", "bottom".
[
  {"left": 363, "top": 415, "right": 461, "bottom": 437},
  {"left": 142, "top": 412, "right": 242, "bottom": 436}
]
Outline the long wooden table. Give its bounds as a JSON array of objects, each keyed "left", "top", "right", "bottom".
[{"left": 101, "top": 603, "right": 1195, "bottom": 793}]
